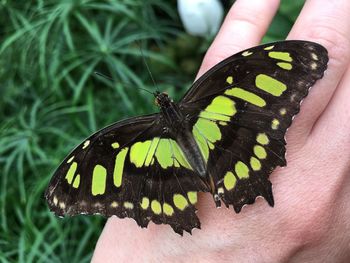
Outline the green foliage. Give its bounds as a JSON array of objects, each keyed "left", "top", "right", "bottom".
[
  {"left": 263, "top": 0, "right": 305, "bottom": 43},
  {"left": 0, "top": 0, "right": 303, "bottom": 261}
]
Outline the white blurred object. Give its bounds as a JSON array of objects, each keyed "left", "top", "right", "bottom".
[{"left": 177, "top": 0, "right": 224, "bottom": 37}]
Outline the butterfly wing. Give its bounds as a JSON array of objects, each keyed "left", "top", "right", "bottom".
[
  {"left": 180, "top": 40, "right": 328, "bottom": 212},
  {"left": 45, "top": 114, "right": 207, "bottom": 234}
]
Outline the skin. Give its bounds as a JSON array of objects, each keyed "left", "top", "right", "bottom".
[{"left": 92, "top": 0, "right": 350, "bottom": 262}]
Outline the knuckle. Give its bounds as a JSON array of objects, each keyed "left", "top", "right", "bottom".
[
  {"left": 228, "top": 10, "right": 263, "bottom": 38},
  {"left": 228, "top": 0, "right": 274, "bottom": 30},
  {"left": 200, "top": 43, "right": 240, "bottom": 75},
  {"left": 205, "top": 43, "right": 240, "bottom": 61},
  {"left": 307, "top": 23, "right": 350, "bottom": 68}
]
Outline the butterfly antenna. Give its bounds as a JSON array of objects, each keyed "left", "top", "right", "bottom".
[
  {"left": 94, "top": 71, "right": 154, "bottom": 95},
  {"left": 137, "top": 41, "right": 159, "bottom": 93},
  {"left": 94, "top": 71, "right": 113, "bottom": 81}
]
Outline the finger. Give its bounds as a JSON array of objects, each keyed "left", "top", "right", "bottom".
[
  {"left": 286, "top": 0, "right": 350, "bottom": 144},
  {"left": 196, "top": 0, "right": 280, "bottom": 79},
  {"left": 311, "top": 66, "right": 350, "bottom": 148},
  {"left": 194, "top": 0, "right": 280, "bottom": 225}
]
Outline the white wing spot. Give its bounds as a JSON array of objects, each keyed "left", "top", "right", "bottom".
[
  {"left": 83, "top": 140, "right": 90, "bottom": 149},
  {"left": 111, "top": 201, "right": 118, "bottom": 208},
  {"left": 264, "top": 45, "right": 274, "bottom": 50},
  {"left": 290, "top": 93, "right": 297, "bottom": 102},
  {"left": 242, "top": 51, "right": 253, "bottom": 56},
  {"left": 271, "top": 119, "right": 280, "bottom": 130},
  {"left": 311, "top": 53, "right": 318, "bottom": 60},
  {"left": 59, "top": 202, "right": 66, "bottom": 209},
  {"left": 53, "top": 196, "right": 58, "bottom": 205},
  {"left": 124, "top": 202, "right": 134, "bottom": 209},
  {"left": 67, "top": 156, "right": 74, "bottom": 163},
  {"left": 311, "top": 62, "right": 317, "bottom": 70},
  {"left": 279, "top": 108, "right": 287, "bottom": 116}
]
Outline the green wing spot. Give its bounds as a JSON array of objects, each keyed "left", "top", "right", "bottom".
[
  {"left": 187, "top": 191, "right": 197, "bottom": 204},
  {"left": 155, "top": 139, "right": 173, "bottom": 169},
  {"left": 226, "top": 76, "right": 233, "bottom": 84},
  {"left": 205, "top": 96, "right": 236, "bottom": 118},
  {"left": 194, "top": 119, "right": 221, "bottom": 143},
  {"left": 199, "top": 111, "right": 231, "bottom": 121},
  {"left": 163, "top": 203, "right": 174, "bottom": 216},
  {"left": 250, "top": 157, "right": 261, "bottom": 171},
  {"left": 72, "top": 174, "right": 80, "bottom": 188},
  {"left": 256, "top": 74, "right": 287, "bottom": 96},
  {"left": 173, "top": 159, "right": 180, "bottom": 168},
  {"left": 92, "top": 164, "right": 107, "bottom": 196},
  {"left": 235, "top": 161, "right": 249, "bottom": 179},
  {"left": 277, "top": 62, "right": 292, "bottom": 70},
  {"left": 173, "top": 194, "right": 188, "bottom": 211},
  {"left": 196, "top": 96, "right": 234, "bottom": 145},
  {"left": 169, "top": 140, "right": 192, "bottom": 170},
  {"left": 113, "top": 147, "right": 129, "bottom": 188},
  {"left": 144, "top": 138, "right": 160, "bottom": 166},
  {"left": 130, "top": 140, "right": 152, "bottom": 167},
  {"left": 151, "top": 200, "right": 162, "bottom": 215},
  {"left": 225, "top": 87, "right": 266, "bottom": 107},
  {"left": 193, "top": 127, "right": 209, "bottom": 162},
  {"left": 130, "top": 138, "right": 162, "bottom": 167},
  {"left": 268, "top": 51, "right": 293, "bottom": 62},
  {"left": 264, "top": 45, "right": 274, "bottom": 50},
  {"left": 208, "top": 141, "right": 214, "bottom": 150},
  {"left": 65, "top": 162, "right": 78, "bottom": 184},
  {"left": 129, "top": 138, "right": 191, "bottom": 170},
  {"left": 254, "top": 145, "right": 267, "bottom": 159},
  {"left": 111, "top": 142, "right": 120, "bottom": 149},
  {"left": 140, "top": 197, "right": 150, "bottom": 210},
  {"left": 257, "top": 133, "right": 269, "bottom": 145},
  {"left": 271, "top": 118, "right": 280, "bottom": 130},
  {"left": 224, "top": 171, "right": 237, "bottom": 190}
]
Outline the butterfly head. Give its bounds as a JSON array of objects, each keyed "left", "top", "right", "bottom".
[{"left": 154, "top": 91, "right": 172, "bottom": 108}]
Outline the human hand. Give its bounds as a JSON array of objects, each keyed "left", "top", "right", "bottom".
[{"left": 92, "top": 0, "right": 350, "bottom": 262}]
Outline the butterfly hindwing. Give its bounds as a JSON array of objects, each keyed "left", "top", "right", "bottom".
[
  {"left": 45, "top": 114, "right": 207, "bottom": 234},
  {"left": 181, "top": 40, "right": 328, "bottom": 211}
]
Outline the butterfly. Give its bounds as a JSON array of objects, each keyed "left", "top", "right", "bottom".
[{"left": 45, "top": 40, "right": 328, "bottom": 235}]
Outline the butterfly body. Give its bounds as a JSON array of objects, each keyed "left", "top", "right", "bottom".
[
  {"left": 46, "top": 41, "right": 328, "bottom": 235},
  {"left": 156, "top": 91, "right": 208, "bottom": 180}
]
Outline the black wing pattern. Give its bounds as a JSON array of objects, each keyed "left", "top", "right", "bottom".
[
  {"left": 180, "top": 40, "right": 328, "bottom": 212},
  {"left": 45, "top": 114, "right": 207, "bottom": 234}
]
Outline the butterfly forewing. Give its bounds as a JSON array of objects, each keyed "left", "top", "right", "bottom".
[{"left": 181, "top": 41, "right": 328, "bottom": 212}]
